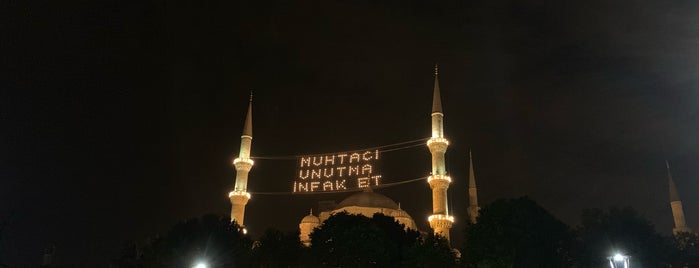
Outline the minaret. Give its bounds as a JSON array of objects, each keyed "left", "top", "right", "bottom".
[
  {"left": 467, "top": 150, "right": 480, "bottom": 224},
  {"left": 229, "top": 94, "right": 254, "bottom": 228},
  {"left": 667, "top": 161, "right": 692, "bottom": 234},
  {"left": 427, "top": 64, "right": 454, "bottom": 241}
]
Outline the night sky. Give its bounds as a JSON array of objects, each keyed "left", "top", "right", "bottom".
[{"left": 3, "top": 0, "right": 699, "bottom": 266}]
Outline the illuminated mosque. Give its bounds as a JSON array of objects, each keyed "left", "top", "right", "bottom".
[{"left": 226, "top": 66, "right": 692, "bottom": 247}]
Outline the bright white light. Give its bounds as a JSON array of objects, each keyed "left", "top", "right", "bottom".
[
  {"left": 609, "top": 253, "right": 629, "bottom": 268},
  {"left": 233, "top": 157, "right": 254, "bottom": 166},
  {"left": 193, "top": 263, "right": 207, "bottom": 268},
  {"left": 427, "top": 175, "right": 452, "bottom": 183},
  {"left": 613, "top": 253, "right": 625, "bottom": 261},
  {"left": 228, "top": 191, "right": 251, "bottom": 199},
  {"left": 428, "top": 214, "right": 455, "bottom": 223}
]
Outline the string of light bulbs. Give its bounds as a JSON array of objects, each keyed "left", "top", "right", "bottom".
[
  {"left": 251, "top": 137, "right": 429, "bottom": 160},
  {"left": 248, "top": 176, "right": 427, "bottom": 195}
]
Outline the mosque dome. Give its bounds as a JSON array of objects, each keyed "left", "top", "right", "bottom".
[
  {"left": 299, "top": 189, "right": 418, "bottom": 246},
  {"left": 301, "top": 213, "right": 320, "bottom": 224},
  {"left": 325, "top": 189, "right": 417, "bottom": 231},
  {"left": 337, "top": 191, "right": 400, "bottom": 210}
]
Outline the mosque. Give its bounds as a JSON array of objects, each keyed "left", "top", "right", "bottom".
[{"left": 226, "top": 66, "right": 692, "bottom": 247}]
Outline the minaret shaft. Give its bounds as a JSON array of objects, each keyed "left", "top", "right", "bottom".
[
  {"left": 239, "top": 137, "right": 252, "bottom": 159},
  {"left": 431, "top": 114, "right": 444, "bottom": 139},
  {"left": 667, "top": 161, "right": 692, "bottom": 234},
  {"left": 430, "top": 142, "right": 446, "bottom": 175},
  {"left": 671, "top": 201, "right": 689, "bottom": 231},
  {"left": 230, "top": 99, "right": 254, "bottom": 226},
  {"left": 427, "top": 65, "right": 453, "bottom": 241}
]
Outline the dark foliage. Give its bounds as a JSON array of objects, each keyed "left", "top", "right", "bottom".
[
  {"left": 114, "top": 208, "right": 698, "bottom": 267},
  {"left": 671, "top": 232, "right": 699, "bottom": 267},
  {"left": 462, "top": 197, "right": 573, "bottom": 268},
  {"left": 114, "top": 214, "right": 252, "bottom": 268},
  {"left": 114, "top": 213, "right": 458, "bottom": 267},
  {"left": 308, "top": 212, "right": 416, "bottom": 267},
  {"left": 402, "top": 233, "right": 457, "bottom": 268},
  {"left": 253, "top": 229, "right": 303, "bottom": 268},
  {"left": 573, "top": 207, "right": 670, "bottom": 267},
  {"left": 308, "top": 212, "right": 457, "bottom": 267}
]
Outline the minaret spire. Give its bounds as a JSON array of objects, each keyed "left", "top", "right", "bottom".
[
  {"left": 229, "top": 94, "right": 255, "bottom": 229},
  {"left": 427, "top": 65, "right": 454, "bottom": 242},
  {"left": 667, "top": 161, "right": 680, "bottom": 202},
  {"left": 467, "top": 150, "right": 480, "bottom": 224},
  {"left": 666, "top": 161, "right": 692, "bottom": 234},
  {"left": 432, "top": 64, "right": 442, "bottom": 114},
  {"left": 242, "top": 91, "right": 253, "bottom": 137}
]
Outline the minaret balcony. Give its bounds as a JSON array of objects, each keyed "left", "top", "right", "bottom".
[
  {"left": 232, "top": 157, "right": 255, "bottom": 166},
  {"left": 428, "top": 174, "right": 452, "bottom": 183},
  {"left": 427, "top": 137, "right": 449, "bottom": 146},
  {"left": 428, "top": 214, "right": 455, "bottom": 228},
  {"left": 228, "top": 190, "right": 251, "bottom": 200}
]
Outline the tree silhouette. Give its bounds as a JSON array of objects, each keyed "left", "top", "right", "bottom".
[
  {"left": 402, "top": 233, "right": 456, "bottom": 268},
  {"left": 253, "top": 229, "right": 303, "bottom": 268},
  {"left": 462, "top": 197, "right": 573, "bottom": 267},
  {"left": 672, "top": 232, "right": 699, "bottom": 267},
  {"left": 573, "top": 207, "right": 670, "bottom": 267},
  {"left": 116, "top": 214, "right": 252, "bottom": 268},
  {"left": 308, "top": 212, "right": 452, "bottom": 267}
]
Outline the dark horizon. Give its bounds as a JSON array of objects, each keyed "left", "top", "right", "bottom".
[{"left": 3, "top": 0, "right": 699, "bottom": 266}]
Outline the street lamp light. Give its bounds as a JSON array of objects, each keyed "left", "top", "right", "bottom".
[
  {"left": 193, "top": 262, "right": 207, "bottom": 268},
  {"left": 608, "top": 253, "right": 629, "bottom": 268}
]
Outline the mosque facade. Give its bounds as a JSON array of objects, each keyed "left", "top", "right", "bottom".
[{"left": 226, "top": 66, "right": 692, "bottom": 248}]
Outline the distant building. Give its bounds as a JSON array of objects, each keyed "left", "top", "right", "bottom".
[{"left": 228, "top": 66, "right": 692, "bottom": 247}]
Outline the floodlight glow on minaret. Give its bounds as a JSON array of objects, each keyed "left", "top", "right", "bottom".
[
  {"left": 229, "top": 94, "right": 254, "bottom": 226},
  {"left": 426, "top": 64, "right": 454, "bottom": 241},
  {"left": 666, "top": 161, "right": 692, "bottom": 235},
  {"left": 467, "top": 150, "right": 480, "bottom": 224}
]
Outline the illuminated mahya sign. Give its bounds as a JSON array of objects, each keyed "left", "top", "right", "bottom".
[{"left": 293, "top": 150, "right": 382, "bottom": 192}]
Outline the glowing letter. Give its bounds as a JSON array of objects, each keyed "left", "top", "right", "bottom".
[
  {"left": 357, "top": 177, "right": 370, "bottom": 188},
  {"left": 362, "top": 151, "right": 373, "bottom": 161},
  {"left": 312, "top": 157, "right": 323, "bottom": 166},
  {"left": 371, "top": 175, "right": 382, "bottom": 186},
  {"left": 298, "top": 182, "right": 309, "bottom": 192},
  {"left": 336, "top": 180, "right": 347, "bottom": 190},
  {"left": 337, "top": 166, "right": 347, "bottom": 177},
  {"left": 348, "top": 166, "right": 359, "bottom": 176},
  {"left": 299, "top": 170, "right": 310, "bottom": 179},
  {"left": 311, "top": 169, "right": 322, "bottom": 179},
  {"left": 300, "top": 157, "right": 311, "bottom": 167},
  {"left": 361, "top": 164, "right": 372, "bottom": 175},
  {"left": 324, "top": 155, "right": 335, "bottom": 165},
  {"left": 323, "top": 168, "right": 334, "bottom": 178},
  {"left": 349, "top": 153, "right": 360, "bottom": 163},
  {"left": 337, "top": 154, "right": 348, "bottom": 164},
  {"left": 310, "top": 181, "right": 320, "bottom": 191},
  {"left": 323, "top": 181, "right": 334, "bottom": 191}
]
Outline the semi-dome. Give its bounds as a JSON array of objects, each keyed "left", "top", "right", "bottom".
[{"left": 337, "top": 190, "right": 399, "bottom": 210}]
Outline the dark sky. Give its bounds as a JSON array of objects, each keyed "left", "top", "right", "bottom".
[{"left": 3, "top": 0, "right": 699, "bottom": 266}]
